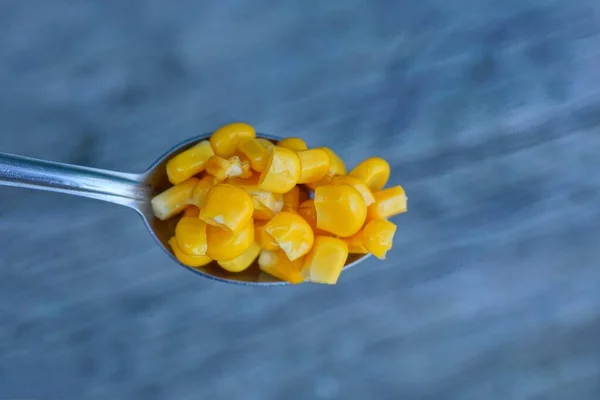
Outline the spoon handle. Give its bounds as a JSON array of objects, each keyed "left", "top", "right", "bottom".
[{"left": 0, "top": 152, "right": 150, "bottom": 210}]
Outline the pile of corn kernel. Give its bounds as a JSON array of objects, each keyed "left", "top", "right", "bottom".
[{"left": 151, "top": 122, "right": 407, "bottom": 284}]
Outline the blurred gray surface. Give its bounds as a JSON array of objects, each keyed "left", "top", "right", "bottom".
[{"left": 1, "top": 0, "right": 600, "bottom": 399}]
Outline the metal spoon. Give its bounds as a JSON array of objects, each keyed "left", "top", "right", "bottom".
[{"left": 0, "top": 133, "right": 369, "bottom": 285}]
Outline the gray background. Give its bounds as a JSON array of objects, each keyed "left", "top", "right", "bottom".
[{"left": 1, "top": 0, "right": 600, "bottom": 399}]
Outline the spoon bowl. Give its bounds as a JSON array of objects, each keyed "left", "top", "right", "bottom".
[{"left": 0, "top": 133, "right": 370, "bottom": 285}]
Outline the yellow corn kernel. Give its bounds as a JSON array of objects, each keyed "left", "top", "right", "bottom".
[
  {"left": 255, "top": 221, "right": 280, "bottom": 251},
  {"left": 206, "top": 220, "right": 254, "bottom": 261},
  {"left": 258, "top": 146, "right": 301, "bottom": 193},
  {"left": 282, "top": 186, "right": 301, "bottom": 211},
  {"left": 210, "top": 122, "right": 256, "bottom": 158},
  {"left": 205, "top": 155, "right": 249, "bottom": 181},
  {"left": 298, "top": 200, "right": 330, "bottom": 236},
  {"left": 330, "top": 175, "right": 376, "bottom": 206},
  {"left": 237, "top": 138, "right": 270, "bottom": 172},
  {"left": 314, "top": 184, "right": 367, "bottom": 237},
  {"left": 302, "top": 236, "right": 348, "bottom": 285},
  {"left": 253, "top": 201, "right": 282, "bottom": 220},
  {"left": 298, "top": 199, "right": 318, "bottom": 231},
  {"left": 321, "top": 147, "right": 347, "bottom": 176},
  {"left": 199, "top": 184, "right": 254, "bottom": 234},
  {"left": 151, "top": 177, "right": 199, "bottom": 220},
  {"left": 264, "top": 211, "right": 314, "bottom": 261},
  {"left": 297, "top": 148, "right": 330, "bottom": 184},
  {"left": 218, "top": 242, "right": 261, "bottom": 272},
  {"left": 257, "top": 138, "right": 275, "bottom": 149},
  {"left": 253, "top": 196, "right": 284, "bottom": 220},
  {"left": 205, "top": 155, "right": 236, "bottom": 181},
  {"left": 182, "top": 205, "right": 200, "bottom": 218},
  {"left": 169, "top": 237, "right": 212, "bottom": 268},
  {"left": 258, "top": 249, "right": 305, "bottom": 284},
  {"left": 191, "top": 175, "right": 217, "bottom": 207},
  {"left": 304, "top": 147, "right": 345, "bottom": 189},
  {"left": 166, "top": 140, "right": 215, "bottom": 184},
  {"left": 304, "top": 175, "right": 332, "bottom": 191},
  {"left": 277, "top": 137, "right": 308, "bottom": 152},
  {"left": 349, "top": 157, "right": 391, "bottom": 191},
  {"left": 367, "top": 186, "right": 407, "bottom": 220},
  {"left": 231, "top": 177, "right": 284, "bottom": 220},
  {"left": 234, "top": 155, "right": 254, "bottom": 178},
  {"left": 225, "top": 173, "right": 260, "bottom": 187},
  {"left": 342, "top": 231, "right": 369, "bottom": 254},
  {"left": 175, "top": 217, "right": 208, "bottom": 256},
  {"left": 363, "top": 219, "right": 397, "bottom": 259}
]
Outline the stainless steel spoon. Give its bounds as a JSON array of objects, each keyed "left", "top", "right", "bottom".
[{"left": 0, "top": 133, "right": 369, "bottom": 285}]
